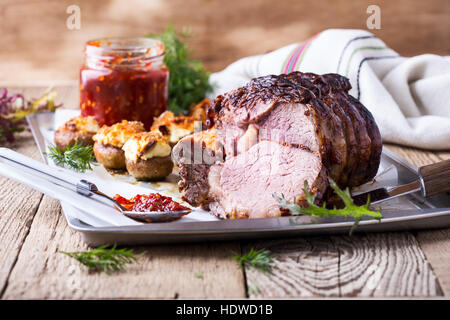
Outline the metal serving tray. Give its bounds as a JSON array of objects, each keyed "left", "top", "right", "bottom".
[{"left": 27, "top": 112, "right": 450, "bottom": 246}]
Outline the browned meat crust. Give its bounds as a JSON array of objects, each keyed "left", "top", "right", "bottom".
[
  {"left": 172, "top": 130, "right": 224, "bottom": 208},
  {"left": 177, "top": 71, "right": 382, "bottom": 219},
  {"left": 206, "top": 71, "right": 381, "bottom": 187},
  {"left": 178, "top": 161, "right": 212, "bottom": 208},
  {"left": 348, "top": 95, "right": 383, "bottom": 184}
]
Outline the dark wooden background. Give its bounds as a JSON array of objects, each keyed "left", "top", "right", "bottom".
[{"left": 0, "top": 0, "right": 449, "bottom": 84}]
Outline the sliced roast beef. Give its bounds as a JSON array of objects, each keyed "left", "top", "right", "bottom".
[
  {"left": 207, "top": 141, "right": 328, "bottom": 219},
  {"left": 175, "top": 72, "right": 382, "bottom": 219}
]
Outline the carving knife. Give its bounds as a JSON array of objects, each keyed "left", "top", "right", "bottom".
[{"left": 348, "top": 159, "right": 450, "bottom": 207}]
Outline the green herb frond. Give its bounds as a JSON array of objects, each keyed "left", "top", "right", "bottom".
[
  {"left": 273, "top": 178, "right": 382, "bottom": 235},
  {"left": 148, "top": 24, "right": 212, "bottom": 114},
  {"left": 46, "top": 142, "right": 94, "bottom": 172},
  {"left": 233, "top": 248, "right": 274, "bottom": 274},
  {"left": 59, "top": 244, "right": 145, "bottom": 274}
]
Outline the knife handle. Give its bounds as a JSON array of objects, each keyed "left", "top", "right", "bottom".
[{"left": 418, "top": 158, "right": 450, "bottom": 197}]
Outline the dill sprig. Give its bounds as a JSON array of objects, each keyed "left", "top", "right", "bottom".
[
  {"left": 247, "top": 282, "right": 260, "bottom": 296},
  {"left": 274, "top": 178, "right": 383, "bottom": 234},
  {"left": 59, "top": 244, "right": 145, "bottom": 274},
  {"left": 148, "top": 25, "right": 212, "bottom": 114},
  {"left": 46, "top": 142, "right": 94, "bottom": 172},
  {"left": 234, "top": 248, "right": 274, "bottom": 274}
]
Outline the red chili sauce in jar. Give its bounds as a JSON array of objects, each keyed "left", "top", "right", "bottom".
[
  {"left": 80, "top": 38, "right": 169, "bottom": 129},
  {"left": 114, "top": 193, "right": 190, "bottom": 213}
]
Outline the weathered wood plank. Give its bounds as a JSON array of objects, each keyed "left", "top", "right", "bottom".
[
  {"left": 0, "top": 132, "right": 43, "bottom": 297},
  {"left": 0, "top": 85, "right": 78, "bottom": 297},
  {"left": 0, "top": 0, "right": 449, "bottom": 83},
  {"left": 436, "top": 151, "right": 450, "bottom": 161},
  {"left": 1, "top": 84, "right": 448, "bottom": 299},
  {"left": 1, "top": 85, "right": 246, "bottom": 299},
  {"left": 415, "top": 229, "right": 450, "bottom": 296},
  {"left": 386, "top": 144, "right": 450, "bottom": 297},
  {"left": 243, "top": 232, "right": 440, "bottom": 298},
  {"left": 3, "top": 196, "right": 246, "bottom": 299},
  {"left": 333, "top": 233, "right": 439, "bottom": 296},
  {"left": 412, "top": 150, "right": 450, "bottom": 297},
  {"left": 384, "top": 144, "right": 442, "bottom": 167},
  {"left": 243, "top": 237, "right": 340, "bottom": 297},
  {"left": 243, "top": 145, "right": 448, "bottom": 298}
]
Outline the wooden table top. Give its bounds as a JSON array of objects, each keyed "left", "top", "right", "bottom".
[{"left": 0, "top": 86, "right": 449, "bottom": 299}]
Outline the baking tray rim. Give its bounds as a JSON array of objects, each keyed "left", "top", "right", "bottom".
[
  {"left": 64, "top": 207, "right": 450, "bottom": 235},
  {"left": 27, "top": 112, "right": 450, "bottom": 237}
]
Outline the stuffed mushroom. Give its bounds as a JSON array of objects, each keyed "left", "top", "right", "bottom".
[
  {"left": 54, "top": 116, "right": 99, "bottom": 151},
  {"left": 151, "top": 111, "right": 201, "bottom": 146},
  {"left": 92, "top": 120, "right": 145, "bottom": 170},
  {"left": 122, "top": 131, "right": 173, "bottom": 180}
]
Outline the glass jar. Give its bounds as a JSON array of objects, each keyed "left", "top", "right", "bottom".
[{"left": 80, "top": 37, "right": 169, "bottom": 129}]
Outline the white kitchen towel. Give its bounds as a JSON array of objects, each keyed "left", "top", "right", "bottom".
[{"left": 209, "top": 29, "right": 450, "bottom": 150}]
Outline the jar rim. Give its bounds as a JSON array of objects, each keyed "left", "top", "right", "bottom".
[{"left": 85, "top": 37, "right": 165, "bottom": 60}]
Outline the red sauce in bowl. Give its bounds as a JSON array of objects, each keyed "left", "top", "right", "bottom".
[{"left": 114, "top": 193, "right": 190, "bottom": 213}]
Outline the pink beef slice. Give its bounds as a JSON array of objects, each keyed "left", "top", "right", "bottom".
[
  {"left": 256, "top": 102, "right": 319, "bottom": 152},
  {"left": 207, "top": 140, "right": 328, "bottom": 219},
  {"left": 208, "top": 72, "right": 380, "bottom": 188}
]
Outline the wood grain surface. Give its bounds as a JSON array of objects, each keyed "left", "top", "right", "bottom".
[
  {"left": 1, "top": 0, "right": 449, "bottom": 299},
  {"left": 242, "top": 232, "right": 441, "bottom": 298},
  {"left": 3, "top": 195, "right": 246, "bottom": 299},
  {"left": 0, "top": 0, "right": 449, "bottom": 84},
  {"left": 0, "top": 86, "right": 449, "bottom": 299},
  {"left": 384, "top": 145, "right": 450, "bottom": 298},
  {"left": 0, "top": 133, "right": 43, "bottom": 297}
]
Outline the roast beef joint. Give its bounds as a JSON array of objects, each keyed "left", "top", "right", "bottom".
[{"left": 172, "top": 72, "right": 382, "bottom": 219}]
